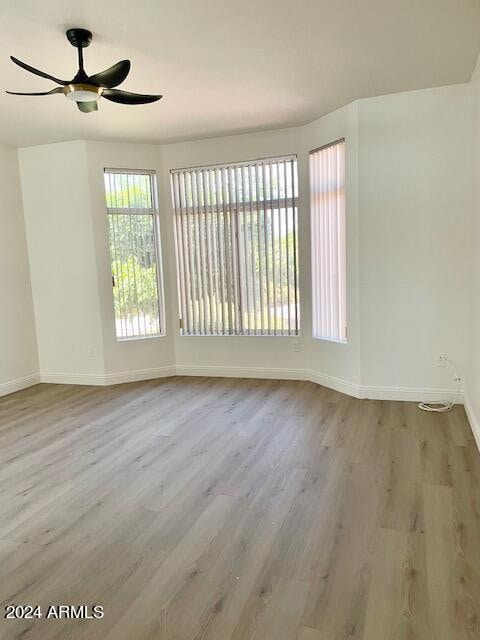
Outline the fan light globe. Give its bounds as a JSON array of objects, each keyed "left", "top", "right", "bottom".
[
  {"left": 64, "top": 84, "right": 102, "bottom": 102},
  {"left": 66, "top": 89, "right": 100, "bottom": 102}
]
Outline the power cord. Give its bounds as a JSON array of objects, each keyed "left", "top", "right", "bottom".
[{"left": 418, "top": 357, "right": 461, "bottom": 413}]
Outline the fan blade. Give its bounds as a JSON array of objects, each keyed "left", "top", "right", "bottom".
[
  {"left": 10, "top": 56, "right": 68, "bottom": 85},
  {"left": 102, "top": 89, "right": 162, "bottom": 105},
  {"left": 88, "top": 60, "right": 131, "bottom": 88},
  {"left": 6, "top": 87, "right": 64, "bottom": 96},
  {"left": 77, "top": 101, "right": 98, "bottom": 113}
]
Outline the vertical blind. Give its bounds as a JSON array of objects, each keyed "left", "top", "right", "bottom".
[
  {"left": 310, "top": 140, "right": 347, "bottom": 342},
  {"left": 104, "top": 169, "right": 165, "bottom": 340},
  {"left": 170, "top": 156, "right": 299, "bottom": 336}
]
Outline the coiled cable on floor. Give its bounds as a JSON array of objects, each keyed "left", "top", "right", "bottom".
[{"left": 418, "top": 357, "right": 461, "bottom": 413}]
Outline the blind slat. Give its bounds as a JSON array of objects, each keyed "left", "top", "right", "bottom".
[
  {"left": 215, "top": 168, "right": 226, "bottom": 334},
  {"left": 248, "top": 166, "right": 257, "bottom": 334}
]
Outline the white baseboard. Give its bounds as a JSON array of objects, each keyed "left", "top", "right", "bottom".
[
  {"left": 40, "top": 372, "right": 107, "bottom": 386},
  {"left": 176, "top": 365, "right": 362, "bottom": 399},
  {"left": 176, "top": 365, "right": 462, "bottom": 403},
  {"left": 175, "top": 364, "right": 306, "bottom": 382},
  {"left": 176, "top": 365, "right": 361, "bottom": 398},
  {"left": 0, "top": 373, "right": 40, "bottom": 397},
  {"left": 0, "top": 365, "right": 461, "bottom": 408},
  {"left": 359, "top": 383, "right": 463, "bottom": 403},
  {"left": 40, "top": 366, "right": 176, "bottom": 387},
  {"left": 304, "top": 369, "right": 362, "bottom": 398},
  {"left": 103, "top": 366, "right": 176, "bottom": 384},
  {"left": 464, "top": 391, "right": 480, "bottom": 452}
]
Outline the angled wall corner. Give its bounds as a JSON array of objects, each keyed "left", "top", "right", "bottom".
[
  {"left": 357, "top": 84, "right": 472, "bottom": 394},
  {"left": 0, "top": 143, "right": 39, "bottom": 396},
  {"left": 18, "top": 140, "right": 105, "bottom": 380},
  {"left": 466, "top": 50, "right": 480, "bottom": 439}
]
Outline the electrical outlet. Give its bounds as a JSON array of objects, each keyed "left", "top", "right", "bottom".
[
  {"left": 437, "top": 354, "right": 448, "bottom": 367},
  {"left": 292, "top": 340, "right": 301, "bottom": 353},
  {"left": 87, "top": 346, "right": 95, "bottom": 358}
]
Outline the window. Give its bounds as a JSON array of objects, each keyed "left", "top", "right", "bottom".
[
  {"left": 310, "top": 140, "right": 346, "bottom": 342},
  {"left": 104, "top": 169, "right": 165, "bottom": 340},
  {"left": 170, "top": 156, "right": 299, "bottom": 336}
]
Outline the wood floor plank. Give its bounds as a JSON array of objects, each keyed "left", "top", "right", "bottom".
[
  {"left": 345, "top": 399, "right": 391, "bottom": 466},
  {"left": 377, "top": 426, "right": 423, "bottom": 533},
  {"left": 448, "top": 406, "right": 476, "bottom": 447},
  {"left": 301, "top": 462, "right": 379, "bottom": 638},
  {"left": 297, "top": 627, "right": 338, "bottom": 640},
  {"left": 362, "top": 527, "right": 429, "bottom": 639},
  {"left": 231, "top": 576, "right": 309, "bottom": 640},
  {"left": 0, "top": 378, "right": 478, "bottom": 640},
  {"left": 254, "top": 447, "right": 349, "bottom": 584},
  {"left": 423, "top": 483, "right": 480, "bottom": 640},
  {"left": 413, "top": 407, "right": 454, "bottom": 486}
]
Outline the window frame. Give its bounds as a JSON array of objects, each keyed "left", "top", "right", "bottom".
[
  {"left": 170, "top": 155, "right": 300, "bottom": 337},
  {"left": 104, "top": 167, "right": 166, "bottom": 341}
]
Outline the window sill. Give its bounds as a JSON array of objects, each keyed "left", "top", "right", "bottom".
[
  {"left": 116, "top": 333, "right": 166, "bottom": 343},
  {"left": 179, "top": 333, "right": 301, "bottom": 338},
  {"left": 312, "top": 336, "right": 347, "bottom": 345}
]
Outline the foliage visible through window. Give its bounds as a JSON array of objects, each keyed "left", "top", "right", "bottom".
[
  {"left": 104, "top": 169, "right": 164, "bottom": 339},
  {"left": 170, "top": 156, "right": 299, "bottom": 335}
]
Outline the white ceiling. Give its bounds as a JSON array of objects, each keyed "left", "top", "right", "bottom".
[{"left": 1, "top": 0, "right": 480, "bottom": 148}]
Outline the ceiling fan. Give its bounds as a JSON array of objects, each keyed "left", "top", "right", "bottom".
[{"left": 6, "top": 28, "right": 162, "bottom": 113}]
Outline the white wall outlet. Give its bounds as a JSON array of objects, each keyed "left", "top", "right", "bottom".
[
  {"left": 292, "top": 340, "right": 301, "bottom": 352},
  {"left": 437, "top": 354, "right": 448, "bottom": 367},
  {"left": 87, "top": 346, "right": 95, "bottom": 358}
]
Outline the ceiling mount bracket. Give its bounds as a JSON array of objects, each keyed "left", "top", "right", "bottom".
[{"left": 66, "top": 28, "right": 92, "bottom": 49}]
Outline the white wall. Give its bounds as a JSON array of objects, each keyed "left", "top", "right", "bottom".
[
  {"left": 19, "top": 141, "right": 105, "bottom": 381},
  {"left": 16, "top": 83, "right": 473, "bottom": 401},
  {"left": 358, "top": 85, "right": 471, "bottom": 392},
  {"left": 467, "top": 55, "right": 480, "bottom": 437},
  {"left": 0, "top": 144, "right": 38, "bottom": 394}
]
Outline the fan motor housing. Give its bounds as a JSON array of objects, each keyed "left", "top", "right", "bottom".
[{"left": 66, "top": 28, "right": 93, "bottom": 48}]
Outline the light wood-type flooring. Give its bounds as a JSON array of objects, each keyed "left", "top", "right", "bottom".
[{"left": 0, "top": 377, "right": 479, "bottom": 640}]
